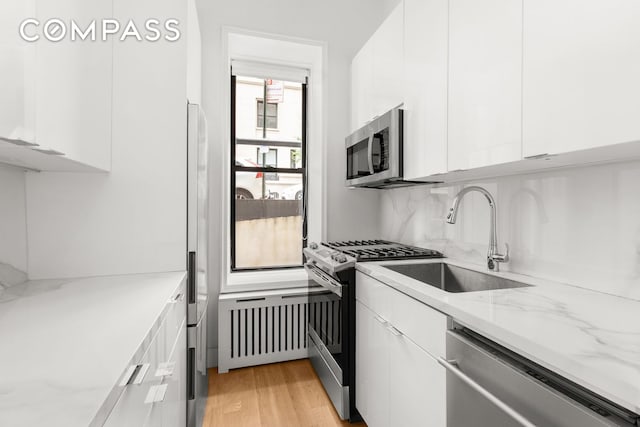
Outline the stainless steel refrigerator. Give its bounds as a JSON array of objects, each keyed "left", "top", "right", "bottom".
[{"left": 187, "top": 102, "right": 208, "bottom": 427}]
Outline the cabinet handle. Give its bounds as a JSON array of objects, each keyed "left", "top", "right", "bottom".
[
  {"left": 119, "top": 365, "right": 138, "bottom": 387},
  {"left": 524, "top": 153, "right": 550, "bottom": 160},
  {"left": 373, "top": 315, "right": 388, "bottom": 325},
  {"left": 170, "top": 292, "right": 184, "bottom": 303},
  {"left": 144, "top": 383, "right": 168, "bottom": 404},
  {"left": 386, "top": 324, "right": 403, "bottom": 336},
  {"left": 132, "top": 363, "right": 150, "bottom": 385},
  {"left": 155, "top": 362, "right": 176, "bottom": 378},
  {"left": 119, "top": 363, "right": 150, "bottom": 386},
  {"left": 438, "top": 358, "right": 536, "bottom": 427},
  {"left": 32, "top": 148, "right": 65, "bottom": 156}
]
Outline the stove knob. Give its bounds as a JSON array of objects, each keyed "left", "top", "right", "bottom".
[
  {"left": 309, "top": 242, "right": 318, "bottom": 250},
  {"left": 337, "top": 255, "right": 348, "bottom": 263}
]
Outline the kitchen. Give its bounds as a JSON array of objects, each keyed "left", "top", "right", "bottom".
[{"left": 1, "top": 0, "right": 639, "bottom": 426}]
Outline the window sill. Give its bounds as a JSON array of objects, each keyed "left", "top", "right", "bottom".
[{"left": 223, "top": 267, "right": 308, "bottom": 293}]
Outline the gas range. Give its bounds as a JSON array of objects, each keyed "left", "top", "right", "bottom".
[
  {"left": 303, "top": 239, "right": 443, "bottom": 276},
  {"left": 323, "top": 239, "right": 444, "bottom": 262},
  {"left": 302, "top": 238, "right": 443, "bottom": 422}
]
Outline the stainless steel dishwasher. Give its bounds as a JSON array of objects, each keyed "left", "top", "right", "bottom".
[{"left": 442, "top": 328, "right": 639, "bottom": 427}]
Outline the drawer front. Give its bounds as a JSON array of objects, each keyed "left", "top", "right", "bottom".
[
  {"left": 104, "top": 332, "right": 163, "bottom": 427},
  {"left": 390, "top": 290, "right": 448, "bottom": 359},
  {"left": 355, "top": 271, "right": 395, "bottom": 320},
  {"left": 161, "top": 278, "right": 187, "bottom": 361},
  {"left": 105, "top": 281, "right": 187, "bottom": 426},
  {"left": 357, "top": 270, "right": 448, "bottom": 358}
]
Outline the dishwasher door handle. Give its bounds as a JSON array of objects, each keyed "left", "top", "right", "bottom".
[{"left": 438, "top": 358, "right": 537, "bottom": 427}]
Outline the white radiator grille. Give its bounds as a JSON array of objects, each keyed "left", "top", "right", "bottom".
[
  {"left": 230, "top": 302, "right": 307, "bottom": 358},
  {"left": 218, "top": 289, "right": 337, "bottom": 372}
]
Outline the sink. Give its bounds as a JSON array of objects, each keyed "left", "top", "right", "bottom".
[{"left": 383, "top": 262, "right": 531, "bottom": 293}]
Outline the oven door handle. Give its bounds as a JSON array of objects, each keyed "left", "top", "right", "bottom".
[
  {"left": 305, "top": 264, "right": 342, "bottom": 297},
  {"left": 367, "top": 132, "right": 375, "bottom": 174}
]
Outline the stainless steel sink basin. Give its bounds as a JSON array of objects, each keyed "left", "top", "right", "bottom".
[{"left": 384, "top": 262, "right": 531, "bottom": 293}]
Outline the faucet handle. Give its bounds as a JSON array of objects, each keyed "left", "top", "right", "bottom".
[{"left": 493, "top": 243, "right": 510, "bottom": 263}]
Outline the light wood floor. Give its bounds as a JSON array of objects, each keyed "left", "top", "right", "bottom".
[{"left": 204, "top": 359, "right": 367, "bottom": 427}]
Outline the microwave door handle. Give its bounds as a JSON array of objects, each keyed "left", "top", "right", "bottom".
[{"left": 367, "top": 133, "right": 374, "bottom": 174}]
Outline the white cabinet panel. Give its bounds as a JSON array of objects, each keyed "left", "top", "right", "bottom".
[
  {"left": 351, "top": 1, "right": 404, "bottom": 132},
  {"left": 403, "top": 0, "right": 448, "bottom": 179},
  {"left": 351, "top": 42, "right": 374, "bottom": 131},
  {"left": 35, "top": 0, "right": 113, "bottom": 171},
  {"left": 448, "top": 0, "right": 522, "bottom": 171},
  {"left": 356, "top": 300, "right": 390, "bottom": 427},
  {"left": 523, "top": 0, "right": 640, "bottom": 157},
  {"left": 0, "top": 0, "right": 36, "bottom": 144},
  {"left": 391, "top": 288, "right": 448, "bottom": 359},
  {"left": 389, "top": 333, "right": 446, "bottom": 427},
  {"left": 371, "top": 2, "right": 404, "bottom": 118},
  {"left": 356, "top": 272, "right": 447, "bottom": 427},
  {"left": 0, "top": 0, "right": 112, "bottom": 171}
]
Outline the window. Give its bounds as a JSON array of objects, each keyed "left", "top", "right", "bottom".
[
  {"left": 256, "top": 148, "right": 277, "bottom": 168},
  {"left": 257, "top": 100, "right": 278, "bottom": 129},
  {"left": 231, "top": 74, "right": 307, "bottom": 271},
  {"left": 257, "top": 148, "right": 279, "bottom": 182}
]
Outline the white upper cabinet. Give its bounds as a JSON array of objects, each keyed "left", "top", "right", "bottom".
[
  {"left": 0, "top": 0, "right": 36, "bottom": 145},
  {"left": 402, "top": 0, "right": 448, "bottom": 179},
  {"left": 447, "top": 0, "right": 523, "bottom": 171},
  {"left": 0, "top": 0, "right": 112, "bottom": 172},
  {"left": 351, "top": 1, "right": 404, "bottom": 131},
  {"left": 351, "top": 40, "right": 374, "bottom": 131},
  {"left": 371, "top": 2, "right": 404, "bottom": 119},
  {"left": 523, "top": 0, "right": 640, "bottom": 158},
  {"left": 35, "top": 0, "right": 113, "bottom": 171}
]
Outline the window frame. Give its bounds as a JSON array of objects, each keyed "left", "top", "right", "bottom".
[{"left": 230, "top": 74, "right": 308, "bottom": 272}]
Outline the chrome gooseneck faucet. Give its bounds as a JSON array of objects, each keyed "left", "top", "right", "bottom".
[{"left": 446, "top": 186, "right": 509, "bottom": 272}]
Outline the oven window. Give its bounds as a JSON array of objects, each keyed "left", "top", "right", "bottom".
[{"left": 347, "top": 136, "right": 371, "bottom": 179}]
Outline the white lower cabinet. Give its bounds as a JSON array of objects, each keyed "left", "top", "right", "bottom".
[
  {"left": 389, "top": 330, "right": 446, "bottom": 427},
  {"left": 355, "top": 272, "right": 447, "bottom": 427},
  {"left": 105, "top": 282, "right": 186, "bottom": 427},
  {"left": 356, "top": 300, "right": 390, "bottom": 427}
]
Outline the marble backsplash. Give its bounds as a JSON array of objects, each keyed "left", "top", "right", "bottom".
[{"left": 380, "top": 160, "right": 640, "bottom": 301}]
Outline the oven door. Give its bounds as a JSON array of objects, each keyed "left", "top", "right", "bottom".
[
  {"left": 345, "top": 107, "right": 402, "bottom": 187},
  {"left": 305, "top": 263, "right": 349, "bottom": 419}
]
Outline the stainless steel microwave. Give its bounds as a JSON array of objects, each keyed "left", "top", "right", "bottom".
[{"left": 345, "top": 107, "right": 404, "bottom": 188}]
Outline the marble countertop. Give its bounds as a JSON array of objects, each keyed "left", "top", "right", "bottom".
[
  {"left": 356, "top": 259, "right": 640, "bottom": 414},
  {"left": 0, "top": 271, "right": 187, "bottom": 427}
]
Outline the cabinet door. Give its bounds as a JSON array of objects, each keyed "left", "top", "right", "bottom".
[
  {"left": 389, "top": 332, "right": 446, "bottom": 427},
  {"left": 0, "top": 0, "right": 36, "bottom": 144},
  {"left": 403, "top": 0, "right": 448, "bottom": 179},
  {"left": 448, "top": 0, "right": 522, "bottom": 170},
  {"left": 351, "top": 42, "right": 374, "bottom": 131},
  {"left": 35, "top": 0, "right": 113, "bottom": 171},
  {"left": 355, "top": 300, "right": 390, "bottom": 427},
  {"left": 371, "top": 2, "right": 404, "bottom": 118},
  {"left": 523, "top": 0, "right": 640, "bottom": 157}
]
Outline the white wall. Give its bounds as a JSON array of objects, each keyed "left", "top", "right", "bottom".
[
  {"left": 196, "top": 0, "right": 390, "bottom": 366},
  {"left": 379, "top": 160, "right": 640, "bottom": 301},
  {"left": 25, "top": 0, "right": 188, "bottom": 279},
  {"left": 0, "top": 167, "right": 28, "bottom": 287}
]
